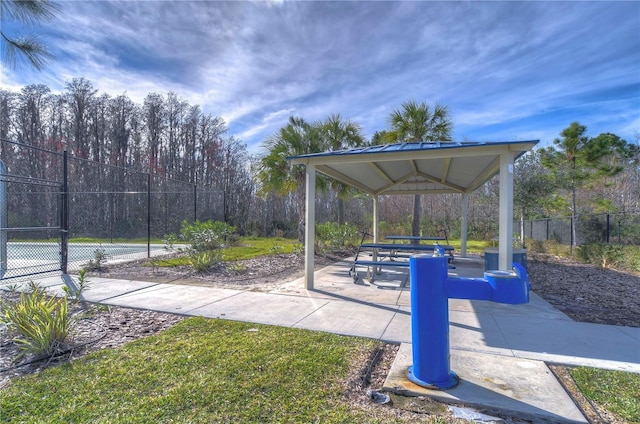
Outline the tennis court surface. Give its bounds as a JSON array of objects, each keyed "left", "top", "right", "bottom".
[{"left": 1, "top": 242, "right": 167, "bottom": 279}]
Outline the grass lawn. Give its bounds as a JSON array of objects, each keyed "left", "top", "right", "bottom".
[
  {"left": 447, "top": 239, "right": 492, "bottom": 254},
  {"left": 222, "top": 236, "right": 301, "bottom": 260},
  {"left": 570, "top": 367, "right": 640, "bottom": 423},
  {"left": 154, "top": 236, "right": 302, "bottom": 267},
  {"left": 0, "top": 317, "right": 449, "bottom": 423}
]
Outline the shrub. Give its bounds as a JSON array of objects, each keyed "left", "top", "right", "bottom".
[
  {"left": 162, "top": 233, "right": 177, "bottom": 250},
  {"left": 542, "top": 240, "right": 571, "bottom": 257},
  {"left": 621, "top": 245, "right": 640, "bottom": 272},
  {"left": 292, "top": 243, "right": 304, "bottom": 256},
  {"left": 577, "top": 244, "right": 630, "bottom": 270},
  {"left": 180, "top": 220, "right": 237, "bottom": 252},
  {"left": 188, "top": 250, "right": 221, "bottom": 272},
  {"left": 526, "top": 238, "right": 545, "bottom": 253},
  {"left": 315, "top": 222, "right": 360, "bottom": 252},
  {"left": 0, "top": 282, "right": 75, "bottom": 359},
  {"left": 270, "top": 243, "right": 284, "bottom": 255},
  {"left": 86, "top": 246, "right": 107, "bottom": 270},
  {"left": 378, "top": 220, "right": 410, "bottom": 239},
  {"left": 226, "top": 262, "right": 247, "bottom": 275}
]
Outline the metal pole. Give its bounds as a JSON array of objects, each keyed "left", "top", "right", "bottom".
[
  {"left": 0, "top": 160, "right": 7, "bottom": 278},
  {"left": 193, "top": 184, "right": 197, "bottom": 221},
  {"left": 606, "top": 213, "right": 610, "bottom": 244},
  {"left": 147, "top": 173, "right": 151, "bottom": 258},
  {"left": 110, "top": 192, "right": 114, "bottom": 243},
  {"left": 546, "top": 218, "right": 549, "bottom": 240},
  {"left": 530, "top": 220, "right": 533, "bottom": 241},
  {"left": 61, "top": 150, "right": 69, "bottom": 274},
  {"left": 570, "top": 216, "right": 574, "bottom": 248}
]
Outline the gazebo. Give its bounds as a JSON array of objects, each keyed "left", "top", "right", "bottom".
[{"left": 289, "top": 140, "right": 539, "bottom": 289}]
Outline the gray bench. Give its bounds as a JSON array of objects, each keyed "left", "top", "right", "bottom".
[{"left": 349, "top": 243, "right": 455, "bottom": 284}]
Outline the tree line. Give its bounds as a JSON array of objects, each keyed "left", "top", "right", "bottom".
[
  {"left": 2, "top": 1, "right": 638, "bottom": 245},
  {"left": 1, "top": 80, "right": 638, "bottom": 243}
]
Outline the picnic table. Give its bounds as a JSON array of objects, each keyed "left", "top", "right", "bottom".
[
  {"left": 349, "top": 241, "right": 455, "bottom": 285},
  {"left": 385, "top": 235, "right": 446, "bottom": 243}
]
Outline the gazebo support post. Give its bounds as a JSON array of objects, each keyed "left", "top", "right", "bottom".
[
  {"left": 498, "top": 152, "right": 515, "bottom": 270},
  {"left": 372, "top": 194, "right": 380, "bottom": 262},
  {"left": 460, "top": 193, "right": 469, "bottom": 257},
  {"left": 372, "top": 194, "right": 379, "bottom": 244},
  {"left": 304, "top": 164, "right": 316, "bottom": 289}
]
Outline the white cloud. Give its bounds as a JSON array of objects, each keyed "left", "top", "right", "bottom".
[{"left": 1, "top": 0, "right": 637, "bottom": 152}]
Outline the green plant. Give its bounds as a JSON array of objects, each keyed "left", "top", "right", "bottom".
[
  {"left": 622, "top": 245, "right": 640, "bottom": 272},
  {"left": 292, "top": 243, "right": 304, "bottom": 256},
  {"left": 315, "top": 222, "right": 360, "bottom": 252},
  {"left": 576, "top": 244, "right": 625, "bottom": 269},
  {"left": 180, "top": 220, "right": 236, "bottom": 252},
  {"left": 149, "top": 257, "right": 161, "bottom": 274},
  {"left": 76, "top": 268, "right": 90, "bottom": 295},
  {"left": 0, "top": 282, "right": 74, "bottom": 359},
  {"left": 188, "top": 250, "right": 221, "bottom": 272},
  {"left": 226, "top": 262, "right": 247, "bottom": 275},
  {"left": 5, "top": 283, "right": 20, "bottom": 293},
  {"left": 62, "top": 268, "right": 91, "bottom": 299},
  {"left": 525, "top": 238, "right": 545, "bottom": 253},
  {"left": 86, "top": 246, "right": 107, "bottom": 270},
  {"left": 542, "top": 239, "right": 572, "bottom": 257},
  {"left": 270, "top": 243, "right": 284, "bottom": 254},
  {"left": 162, "top": 233, "right": 177, "bottom": 250}
]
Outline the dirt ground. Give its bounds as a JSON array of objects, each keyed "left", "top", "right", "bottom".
[{"left": 1, "top": 251, "right": 638, "bottom": 423}]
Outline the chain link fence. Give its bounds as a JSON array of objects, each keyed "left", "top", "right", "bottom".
[
  {"left": 520, "top": 212, "right": 640, "bottom": 245},
  {"left": 1, "top": 139, "right": 223, "bottom": 279}
]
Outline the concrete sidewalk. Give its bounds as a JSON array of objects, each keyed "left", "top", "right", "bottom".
[{"left": 4, "top": 257, "right": 639, "bottom": 423}]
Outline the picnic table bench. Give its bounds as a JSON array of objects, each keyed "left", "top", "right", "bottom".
[{"left": 349, "top": 242, "right": 455, "bottom": 284}]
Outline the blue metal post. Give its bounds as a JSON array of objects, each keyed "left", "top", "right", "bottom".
[{"left": 407, "top": 254, "right": 459, "bottom": 389}]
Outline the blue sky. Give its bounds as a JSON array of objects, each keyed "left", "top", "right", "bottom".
[{"left": 2, "top": 0, "right": 639, "bottom": 154}]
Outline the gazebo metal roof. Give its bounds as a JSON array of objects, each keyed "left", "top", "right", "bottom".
[
  {"left": 289, "top": 139, "right": 540, "bottom": 289},
  {"left": 289, "top": 140, "right": 539, "bottom": 196}
]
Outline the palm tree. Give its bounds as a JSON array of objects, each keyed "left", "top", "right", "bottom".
[
  {"left": 385, "top": 100, "right": 453, "bottom": 236},
  {"left": 256, "top": 117, "right": 327, "bottom": 240},
  {"left": 318, "top": 114, "right": 366, "bottom": 225},
  {"left": 1, "top": 0, "right": 60, "bottom": 70}
]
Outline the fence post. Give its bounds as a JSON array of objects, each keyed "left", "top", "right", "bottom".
[
  {"left": 570, "top": 216, "right": 574, "bottom": 248},
  {"left": 546, "top": 218, "right": 549, "bottom": 240},
  {"left": 606, "top": 213, "right": 610, "bottom": 243},
  {"left": 61, "top": 150, "right": 69, "bottom": 274},
  {"left": 0, "top": 160, "right": 7, "bottom": 278},
  {"left": 530, "top": 220, "right": 533, "bottom": 241},
  {"left": 618, "top": 219, "right": 622, "bottom": 243},
  {"left": 147, "top": 173, "right": 151, "bottom": 258},
  {"left": 193, "top": 184, "right": 197, "bottom": 222}
]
